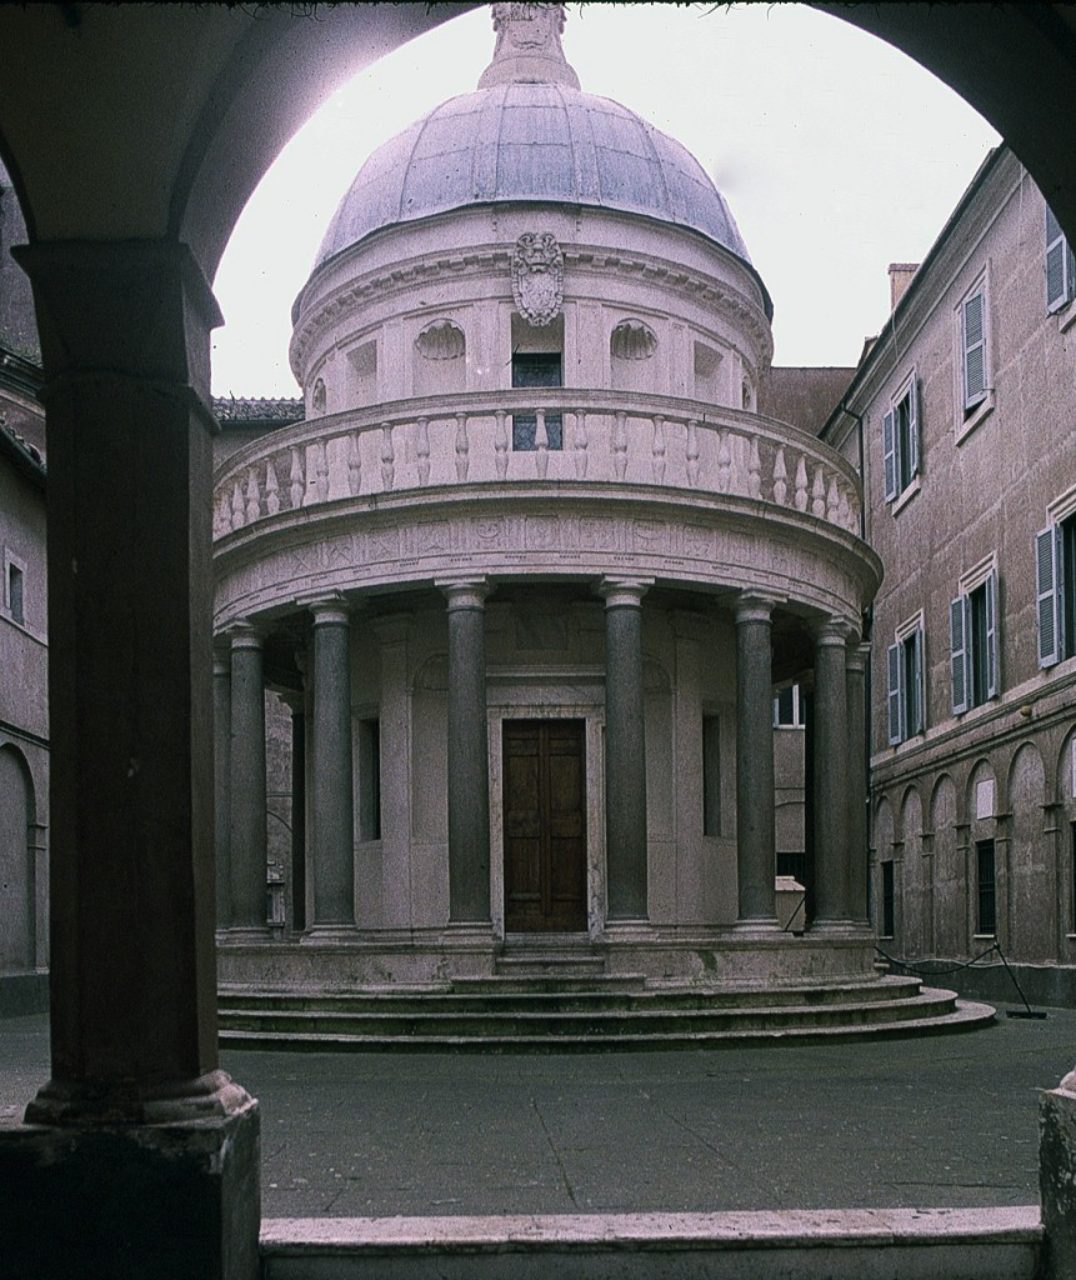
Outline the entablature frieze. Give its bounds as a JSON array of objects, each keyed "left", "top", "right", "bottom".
[{"left": 213, "top": 491, "right": 874, "bottom": 637}]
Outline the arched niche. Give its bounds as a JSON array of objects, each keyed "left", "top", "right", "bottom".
[
  {"left": 414, "top": 319, "right": 466, "bottom": 398},
  {"left": 899, "top": 785, "right": 927, "bottom": 958},
  {"left": 1007, "top": 742, "right": 1051, "bottom": 961},
  {"left": 929, "top": 774, "right": 962, "bottom": 957},
  {"left": 0, "top": 743, "right": 35, "bottom": 972},
  {"left": 610, "top": 319, "right": 657, "bottom": 393}
]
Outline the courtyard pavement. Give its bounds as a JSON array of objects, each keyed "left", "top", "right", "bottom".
[{"left": 3, "top": 1005, "right": 1075, "bottom": 1218}]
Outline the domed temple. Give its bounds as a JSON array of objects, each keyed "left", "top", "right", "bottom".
[{"left": 210, "top": 4, "right": 987, "bottom": 1042}]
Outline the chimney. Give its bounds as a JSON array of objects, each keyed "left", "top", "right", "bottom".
[{"left": 888, "top": 263, "right": 919, "bottom": 311}]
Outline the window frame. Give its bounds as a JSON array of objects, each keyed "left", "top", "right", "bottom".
[
  {"left": 3, "top": 548, "right": 27, "bottom": 627},
  {"left": 950, "top": 559, "right": 999, "bottom": 713},
  {"left": 954, "top": 269, "right": 995, "bottom": 442},
  {"left": 886, "top": 613, "right": 925, "bottom": 746},
  {"left": 882, "top": 371, "right": 920, "bottom": 507},
  {"left": 1037, "top": 495, "right": 1076, "bottom": 669}
]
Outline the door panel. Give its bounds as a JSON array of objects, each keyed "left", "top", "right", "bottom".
[{"left": 504, "top": 720, "right": 586, "bottom": 931}]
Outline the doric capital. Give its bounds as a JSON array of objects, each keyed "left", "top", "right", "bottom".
[
  {"left": 227, "top": 620, "right": 263, "bottom": 652},
  {"left": 436, "top": 576, "right": 490, "bottom": 612},
  {"left": 734, "top": 591, "right": 781, "bottom": 627},
  {"left": 296, "top": 591, "right": 350, "bottom": 628},
  {"left": 812, "top": 615, "right": 854, "bottom": 648},
  {"left": 845, "top": 641, "right": 871, "bottom": 673},
  {"left": 596, "top": 576, "right": 652, "bottom": 610}
]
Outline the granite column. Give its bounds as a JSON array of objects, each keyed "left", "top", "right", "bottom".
[
  {"left": 813, "top": 618, "right": 853, "bottom": 929},
  {"left": 734, "top": 594, "right": 779, "bottom": 929}
]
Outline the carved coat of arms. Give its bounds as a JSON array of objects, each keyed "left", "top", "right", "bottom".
[{"left": 511, "top": 232, "right": 564, "bottom": 326}]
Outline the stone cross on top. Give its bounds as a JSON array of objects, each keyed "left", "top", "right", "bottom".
[{"left": 478, "top": 2, "right": 581, "bottom": 90}]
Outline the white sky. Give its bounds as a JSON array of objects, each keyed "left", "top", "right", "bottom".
[{"left": 210, "top": 2, "right": 1000, "bottom": 398}]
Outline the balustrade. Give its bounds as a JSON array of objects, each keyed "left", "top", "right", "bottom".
[{"left": 213, "top": 390, "right": 863, "bottom": 540}]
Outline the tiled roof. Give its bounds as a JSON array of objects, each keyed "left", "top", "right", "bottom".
[{"left": 213, "top": 396, "right": 304, "bottom": 425}]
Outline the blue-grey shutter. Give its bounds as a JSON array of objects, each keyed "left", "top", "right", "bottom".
[
  {"left": 1047, "top": 205, "right": 1069, "bottom": 313},
  {"left": 985, "top": 568, "right": 999, "bottom": 698},
  {"left": 911, "top": 629, "right": 925, "bottom": 736},
  {"left": 950, "top": 595, "right": 968, "bottom": 715},
  {"left": 887, "top": 642, "right": 902, "bottom": 745},
  {"left": 962, "top": 289, "right": 987, "bottom": 410},
  {"left": 883, "top": 409, "right": 897, "bottom": 501},
  {"left": 1036, "top": 525, "right": 1062, "bottom": 668},
  {"left": 907, "top": 379, "right": 920, "bottom": 478}
]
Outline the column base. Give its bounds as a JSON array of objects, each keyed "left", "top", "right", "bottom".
[
  {"left": 301, "top": 924, "right": 360, "bottom": 945},
  {"left": 730, "top": 916, "right": 781, "bottom": 935},
  {"left": 0, "top": 1090, "right": 259, "bottom": 1280},
  {"left": 218, "top": 925, "right": 274, "bottom": 945},
  {"left": 809, "top": 918, "right": 863, "bottom": 935}
]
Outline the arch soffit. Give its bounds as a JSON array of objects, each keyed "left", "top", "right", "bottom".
[{"left": 0, "top": 7, "right": 1075, "bottom": 280}]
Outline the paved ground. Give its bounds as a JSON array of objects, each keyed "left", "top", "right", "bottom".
[{"left": 3, "top": 1006, "right": 1075, "bottom": 1218}]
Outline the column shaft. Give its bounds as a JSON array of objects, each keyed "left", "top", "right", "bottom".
[
  {"left": 289, "top": 704, "right": 307, "bottom": 934},
  {"left": 602, "top": 580, "right": 649, "bottom": 921},
  {"left": 229, "top": 629, "right": 267, "bottom": 931},
  {"left": 813, "top": 621, "right": 853, "bottom": 926},
  {"left": 213, "top": 654, "right": 231, "bottom": 929},
  {"left": 441, "top": 581, "right": 491, "bottom": 923},
  {"left": 846, "top": 642, "right": 870, "bottom": 924},
  {"left": 309, "top": 602, "right": 355, "bottom": 928},
  {"left": 735, "top": 599, "right": 778, "bottom": 927}
]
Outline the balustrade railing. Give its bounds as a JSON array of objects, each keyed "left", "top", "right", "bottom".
[{"left": 213, "top": 390, "right": 862, "bottom": 540}]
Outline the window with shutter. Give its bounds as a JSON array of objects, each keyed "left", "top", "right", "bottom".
[
  {"left": 883, "top": 376, "right": 920, "bottom": 507},
  {"left": 1037, "top": 525, "right": 1062, "bottom": 668},
  {"left": 1046, "top": 204, "right": 1076, "bottom": 314},
  {"left": 950, "top": 596, "right": 968, "bottom": 715},
  {"left": 882, "top": 409, "right": 897, "bottom": 502},
  {"left": 984, "top": 568, "right": 999, "bottom": 699},
  {"left": 908, "top": 629, "right": 924, "bottom": 737},
  {"left": 887, "top": 642, "right": 902, "bottom": 745},
  {"left": 962, "top": 288, "right": 987, "bottom": 411}
]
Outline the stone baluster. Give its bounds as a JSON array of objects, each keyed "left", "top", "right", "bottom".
[
  {"left": 313, "top": 438, "right": 328, "bottom": 503},
  {"left": 381, "top": 423, "right": 394, "bottom": 490},
  {"left": 734, "top": 594, "right": 780, "bottom": 930},
  {"left": 599, "top": 576, "right": 652, "bottom": 921},
  {"left": 494, "top": 410, "right": 509, "bottom": 480},
  {"left": 535, "top": 408, "right": 549, "bottom": 479},
  {"left": 231, "top": 479, "right": 244, "bottom": 529},
  {"left": 612, "top": 410, "right": 628, "bottom": 480},
  {"left": 748, "top": 436, "right": 762, "bottom": 498},
  {"left": 811, "top": 465, "right": 826, "bottom": 518},
  {"left": 686, "top": 419, "right": 700, "bottom": 487},
  {"left": 717, "top": 430, "right": 732, "bottom": 493},
  {"left": 289, "top": 445, "right": 304, "bottom": 509},
  {"left": 437, "top": 577, "right": 492, "bottom": 924},
  {"left": 305, "top": 595, "right": 356, "bottom": 934},
  {"left": 794, "top": 455, "right": 808, "bottom": 511},
  {"left": 416, "top": 417, "right": 431, "bottom": 486},
  {"left": 652, "top": 415, "right": 666, "bottom": 482},
  {"left": 773, "top": 446, "right": 787, "bottom": 505},
  {"left": 455, "top": 411, "right": 469, "bottom": 481},
  {"left": 826, "top": 474, "right": 840, "bottom": 522},
  {"left": 347, "top": 430, "right": 362, "bottom": 496},
  {"left": 245, "top": 467, "right": 260, "bottom": 523},
  {"left": 573, "top": 410, "right": 588, "bottom": 478},
  {"left": 265, "top": 459, "right": 280, "bottom": 515}
]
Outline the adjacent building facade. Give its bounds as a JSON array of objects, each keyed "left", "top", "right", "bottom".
[{"left": 824, "top": 144, "right": 1076, "bottom": 1004}]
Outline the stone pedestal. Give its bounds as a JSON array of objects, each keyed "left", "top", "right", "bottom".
[{"left": 1041, "top": 1069, "right": 1076, "bottom": 1279}]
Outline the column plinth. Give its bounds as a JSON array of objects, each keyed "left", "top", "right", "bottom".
[
  {"left": 733, "top": 594, "right": 780, "bottom": 932},
  {"left": 599, "top": 576, "right": 652, "bottom": 922},
  {"left": 812, "top": 617, "right": 855, "bottom": 931},
  {"left": 437, "top": 578, "right": 492, "bottom": 925},
  {"left": 305, "top": 595, "right": 356, "bottom": 936}
]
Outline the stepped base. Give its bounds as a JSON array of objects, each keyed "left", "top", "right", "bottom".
[
  {"left": 261, "top": 1207, "right": 1041, "bottom": 1280},
  {"left": 218, "top": 974, "right": 995, "bottom": 1052}
]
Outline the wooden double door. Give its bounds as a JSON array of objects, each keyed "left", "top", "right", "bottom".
[{"left": 503, "top": 719, "right": 587, "bottom": 932}]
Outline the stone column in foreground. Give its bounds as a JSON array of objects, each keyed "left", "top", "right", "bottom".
[
  {"left": 0, "top": 239, "right": 259, "bottom": 1280},
  {"left": 307, "top": 596, "right": 356, "bottom": 933},
  {"left": 734, "top": 593, "right": 779, "bottom": 929},
  {"left": 282, "top": 688, "right": 307, "bottom": 934},
  {"left": 438, "top": 578, "right": 492, "bottom": 923},
  {"left": 600, "top": 577, "right": 651, "bottom": 921},
  {"left": 812, "top": 617, "right": 853, "bottom": 929},
  {"left": 229, "top": 623, "right": 269, "bottom": 935}
]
